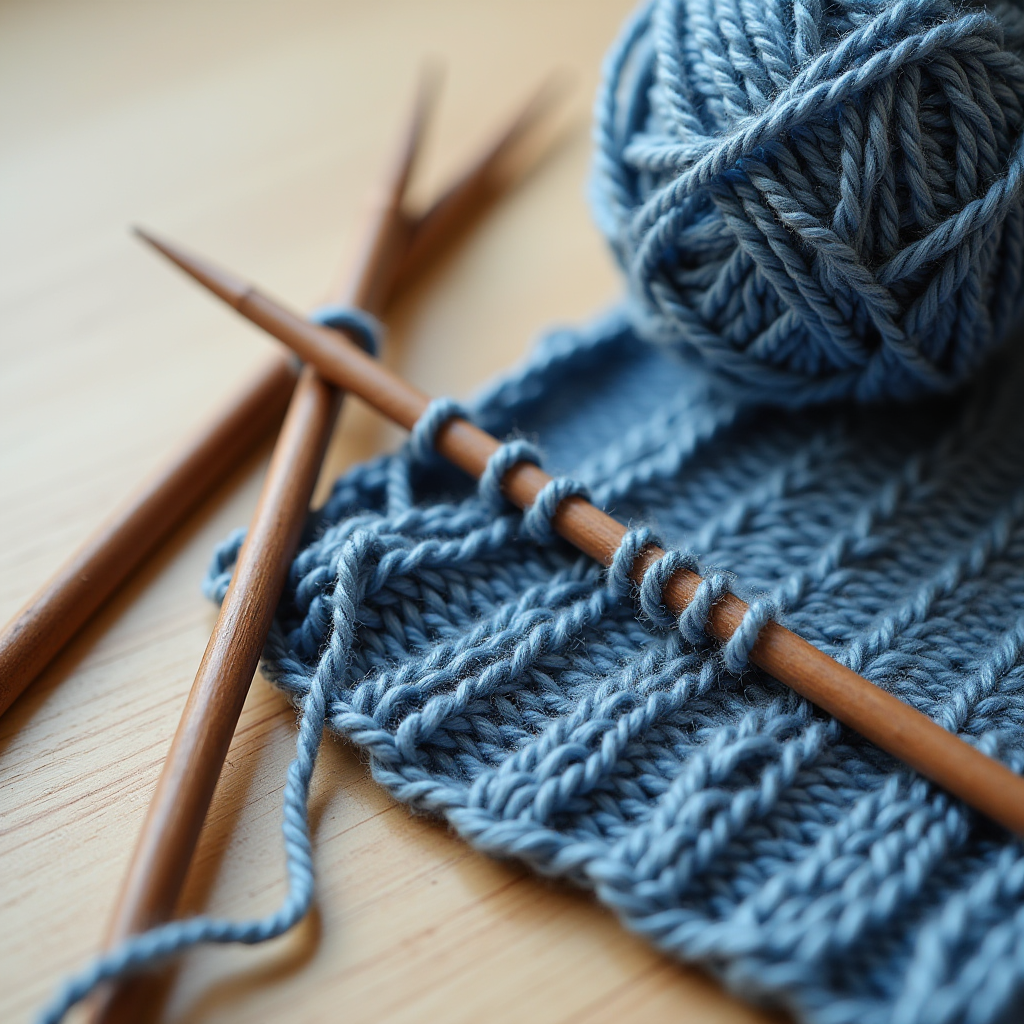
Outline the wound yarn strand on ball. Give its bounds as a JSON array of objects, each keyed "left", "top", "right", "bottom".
[{"left": 592, "top": 0, "right": 1024, "bottom": 403}]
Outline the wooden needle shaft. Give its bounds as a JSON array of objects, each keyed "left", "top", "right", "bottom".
[
  {"left": 140, "top": 233, "right": 1024, "bottom": 841},
  {"left": 100, "top": 366, "right": 337, "bottom": 946},
  {"left": 391, "top": 73, "right": 570, "bottom": 296},
  {"left": 0, "top": 357, "right": 296, "bottom": 719},
  {"left": 89, "top": 84, "right": 432, "bottom": 1024}
]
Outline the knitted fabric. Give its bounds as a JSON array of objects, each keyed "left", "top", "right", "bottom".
[
  {"left": 40, "top": 315, "right": 1024, "bottom": 1024},
  {"left": 201, "top": 310, "right": 1024, "bottom": 1024},
  {"left": 591, "top": 0, "right": 1024, "bottom": 403}
]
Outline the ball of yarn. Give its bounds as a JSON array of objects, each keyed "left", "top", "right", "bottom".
[{"left": 592, "top": 0, "right": 1024, "bottom": 403}]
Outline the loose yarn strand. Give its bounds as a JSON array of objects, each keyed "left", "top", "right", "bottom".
[
  {"left": 37, "top": 675, "right": 327, "bottom": 1024},
  {"left": 37, "top": 522, "right": 385, "bottom": 1024},
  {"left": 38, "top": 305, "right": 384, "bottom": 1024}
]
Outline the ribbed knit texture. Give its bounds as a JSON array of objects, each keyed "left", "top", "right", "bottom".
[{"left": 197, "top": 312, "right": 1024, "bottom": 1024}]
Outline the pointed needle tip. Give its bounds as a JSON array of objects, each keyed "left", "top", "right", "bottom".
[
  {"left": 131, "top": 224, "right": 184, "bottom": 264},
  {"left": 417, "top": 59, "right": 445, "bottom": 103},
  {"left": 132, "top": 227, "right": 250, "bottom": 309},
  {"left": 131, "top": 224, "right": 160, "bottom": 249}
]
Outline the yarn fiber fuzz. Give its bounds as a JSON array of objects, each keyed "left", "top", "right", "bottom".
[{"left": 592, "top": 0, "right": 1024, "bottom": 403}]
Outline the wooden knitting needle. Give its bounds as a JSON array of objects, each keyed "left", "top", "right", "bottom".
[
  {"left": 88, "top": 72, "right": 572, "bottom": 1023},
  {"left": 139, "top": 231, "right": 1024, "bottom": 841},
  {"left": 88, "top": 81, "right": 432, "bottom": 1024},
  {"left": 391, "top": 70, "right": 571, "bottom": 295},
  {"left": 0, "top": 77, "right": 566, "bottom": 722},
  {"left": 0, "top": 358, "right": 296, "bottom": 720}
]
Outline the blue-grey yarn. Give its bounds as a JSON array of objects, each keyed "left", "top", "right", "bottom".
[
  {"left": 237, "top": 312, "right": 1024, "bottom": 1024},
  {"left": 591, "top": 0, "right": 1024, "bottom": 403},
  {"left": 308, "top": 302, "right": 383, "bottom": 356},
  {"left": 193, "top": 305, "right": 1024, "bottom": 1024}
]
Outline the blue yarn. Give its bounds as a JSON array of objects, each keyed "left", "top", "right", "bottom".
[
  {"left": 521, "top": 476, "right": 591, "bottom": 542},
  {"left": 308, "top": 302, "right": 383, "bottom": 355},
  {"left": 407, "top": 395, "right": 465, "bottom": 462},
  {"left": 213, "top": 315, "right": 1024, "bottom": 1024},
  {"left": 478, "top": 438, "right": 544, "bottom": 510},
  {"left": 591, "top": 0, "right": 1024, "bottom": 404}
]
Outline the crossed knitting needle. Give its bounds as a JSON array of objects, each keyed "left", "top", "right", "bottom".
[
  {"left": 130, "top": 238, "right": 1024, "bottom": 858},
  {"left": 0, "top": 68, "right": 568, "bottom": 722},
  {"left": 28, "top": 74, "right": 569, "bottom": 1022}
]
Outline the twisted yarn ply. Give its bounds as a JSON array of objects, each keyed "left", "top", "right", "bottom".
[{"left": 592, "top": 0, "right": 1024, "bottom": 402}]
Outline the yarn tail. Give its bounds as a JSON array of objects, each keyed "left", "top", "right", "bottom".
[{"left": 36, "top": 651, "right": 331, "bottom": 1024}]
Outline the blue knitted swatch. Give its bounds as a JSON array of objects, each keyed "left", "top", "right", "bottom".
[
  {"left": 40, "top": 316, "right": 1024, "bottom": 1024},
  {"left": 200, "top": 311, "right": 1024, "bottom": 1024}
]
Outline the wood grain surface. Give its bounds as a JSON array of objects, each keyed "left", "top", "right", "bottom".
[{"left": 0, "top": 2, "right": 784, "bottom": 1022}]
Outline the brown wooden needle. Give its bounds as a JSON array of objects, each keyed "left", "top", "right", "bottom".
[
  {"left": 0, "top": 74, "right": 566, "bottom": 722},
  {"left": 391, "top": 72, "right": 571, "bottom": 296},
  {"left": 88, "top": 81, "right": 433, "bottom": 1024},
  {"left": 0, "top": 356, "right": 296, "bottom": 719},
  {"left": 139, "top": 231, "right": 1024, "bottom": 842}
]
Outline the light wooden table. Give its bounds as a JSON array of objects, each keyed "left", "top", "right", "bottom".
[{"left": 0, "top": 3, "right": 783, "bottom": 1022}]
